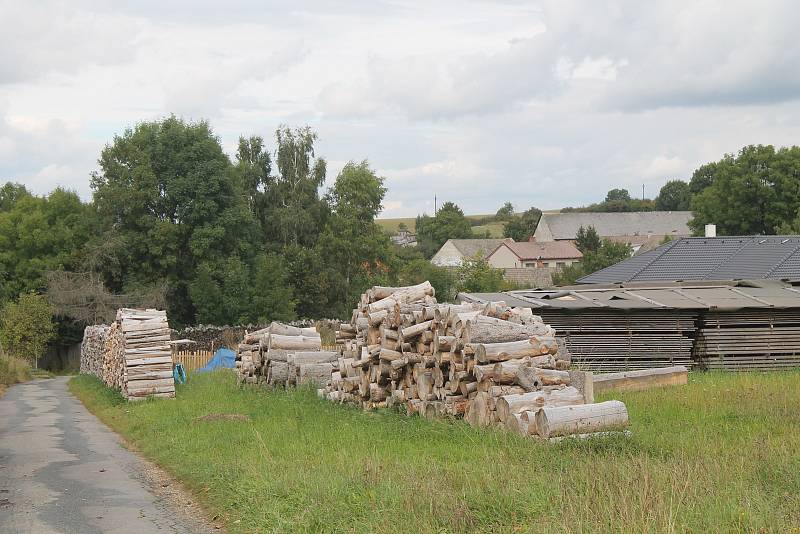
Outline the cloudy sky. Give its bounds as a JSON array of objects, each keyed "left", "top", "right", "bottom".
[{"left": 2, "top": 0, "right": 800, "bottom": 217}]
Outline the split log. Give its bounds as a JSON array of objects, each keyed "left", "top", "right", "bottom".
[{"left": 268, "top": 334, "right": 322, "bottom": 351}]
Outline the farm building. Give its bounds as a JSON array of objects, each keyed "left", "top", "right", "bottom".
[
  {"left": 486, "top": 239, "right": 582, "bottom": 269},
  {"left": 458, "top": 279, "right": 800, "bottom": 372},
  {"left": 430, "top": 238, "right": 512, "bottom": 267},
  {"left": 533, "top": 211, "right": 692, "bottom": 253},
  {"left": 579, "top": 235, "right": 800, "bottom": 284}
]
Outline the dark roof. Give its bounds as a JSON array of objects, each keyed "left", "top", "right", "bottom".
[
  {"left": 457, "top": 279, "right": 800, "bottom": 311},
  {"left": 578, "top": 236, "right": 800, "bottom": 284}
]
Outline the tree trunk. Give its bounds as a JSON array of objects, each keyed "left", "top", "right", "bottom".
[{"left": 592, "top": 366, "right": 688, "bottom": 394}]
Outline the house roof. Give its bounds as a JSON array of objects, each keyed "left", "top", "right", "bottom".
[
  {"left": 496, "top": 240, "right": 583, "bottom": 261},
  {"left": 447, "top": 238, "right": 512, "bottom": 259},
  {"left": 578, "top": 236, "right": 800, "bottom": 284},
  {"left": 536, "top": 211, "right": 693, "bottom": 240},
  {"left": 457, "top": 279, "right": 800, "bottom": 311}
]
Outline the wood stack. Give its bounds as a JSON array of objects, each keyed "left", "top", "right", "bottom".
[
  {"left": 102, "top": 321, "right": 124, "bottom": 391},
  {"left": 80, "top": 324, "right": 110, "bottom": 377},
  {"left": 235, "top": 322, "right": 333, "bottom": 387},
  {"left": 317, "top": 282, "right": 627, "bottom": 439},
  {"left": 116, "top": 309, "right": 175, "bottom": 400}
]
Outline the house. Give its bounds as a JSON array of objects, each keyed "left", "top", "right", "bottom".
[
  {"left": 390, "top": 229, "right": 417, "bottom": 247},
  {"left": 578, "top": 235, "right": 800, "bottom": 285},
  {"left": 430, "top": 238, "right": 512, "bottom": 267},
  {"left": 486, "top": 239, "right": 582, "bottom": 269},
  {"left": 533, "top": 211, "right": 693, "bottom": 253}
]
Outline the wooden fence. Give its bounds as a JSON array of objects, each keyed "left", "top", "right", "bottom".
[{"left": 172, "top": 349, "right": 214, "bottom": 373}]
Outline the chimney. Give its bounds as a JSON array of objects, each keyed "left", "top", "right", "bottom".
[{"left": 705, "top": 224, "right": 717, "bottom": 238}]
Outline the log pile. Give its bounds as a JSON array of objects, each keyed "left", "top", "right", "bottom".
[
  {"left": 235, "top": 322, "right": 333, "bottom": 387},
  {"left": 79, "top": 324, "right": 110, "bottom": 377},
  {"left": 316, "top": 282, "right": 627, "bottom": 439},
  {"left": 117, "top": 309, "right": 175, "bottom": 400}
]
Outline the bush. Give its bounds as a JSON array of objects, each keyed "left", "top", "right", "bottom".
[
  {"left": 0, "top": 355, "right": 31, "bottom": 389},
  {"left": 0, "top": 293, "right": 56, "bottom": 365}
]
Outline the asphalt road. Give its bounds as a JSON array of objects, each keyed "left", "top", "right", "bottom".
[{"left": 0, "top": 377, "right": 213, "bottom": 533}]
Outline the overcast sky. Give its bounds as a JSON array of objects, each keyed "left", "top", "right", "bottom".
[{"left": 2, "top": 1, "right": 800, "bottom": 217}]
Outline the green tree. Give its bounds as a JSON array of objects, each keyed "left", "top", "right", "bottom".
[
  {"left": 264, "top": 126, "right": 329, "bottom": 248},
  {"left": 456, "top": 254, "right": 505, "bottom": 293},
  {"left": 553, "top": 239, "right": 632, "bottom": 285},
  {"left": 575, "top": 225, "right": 602, "bottom": 254},
  {"left": 251, "top": 253, "right": 297, "bottom": 322},
  {"left": 396, "top": 258, "right": 457, "bottom": 302},
  {"left": 605, "top": 188, "right": 631, "bottom": 203},
  {"left": 316, "top": 161, "right": 392, "bottom": 317},
  {"left": 0, "top": 293, "right": 55, "bottom": 366},
  {"left": 0, "top": 185, "right": 93, "bottom": 302},
  {"left": 503, "top": 206, "right": 541, "bottom": 241},
  {"left": 495, "top": 201, "right": 514, "bottom": 221},
  {"left": 655, "top": 180, "right": 691, "bottom": 211},
  {"left": 416, "top": 202, "right": 473, "bottom": 258},
  {"left": 91, "top": 116, "right": 258, "bottom": 327},
  {"left": 689, "top": 145, "right": 800, "bottom": 235},
  {"left": 234, "top": 135, "right": 272, "bottom": 234}
]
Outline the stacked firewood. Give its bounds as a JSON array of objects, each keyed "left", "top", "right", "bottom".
[
  {"left": 235, "top": 322, "right": 335, "bottom": 387},
  {"left": 320, "top": 281, "right": 628, "bottom": 439},
  {"left": 117, "top": 309, "right": 175, "bottom": 400},
  {"left": 102, "top": 321, "right": 124, "bottom": 391},
  {"left": 80, "top": 324, "right": 110, "bottom": 377}
]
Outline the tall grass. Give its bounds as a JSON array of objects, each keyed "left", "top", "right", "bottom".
[
  {"left": 0, "top": 355, "right": 31, "bottom": 395},
  {"left": 70, "top": 371, "right": 800, "bottom": 533}
]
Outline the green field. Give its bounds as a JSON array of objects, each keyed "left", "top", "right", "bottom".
[
  {"left": 377, "top": 215, "right": 505, "bottom": 238},
  {"left": 70, "top": 371, "right": 800, "bottom": 533}
]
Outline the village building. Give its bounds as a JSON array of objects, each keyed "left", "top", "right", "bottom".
[
  {"left": 430, "top": 238, "right": 512, "bottom": 267},
  {"left": 486, "top": 239, "right": 582, "bottom": 269},
  {"left": 533, "top": 211, "right": 693, "bottom": 253}
]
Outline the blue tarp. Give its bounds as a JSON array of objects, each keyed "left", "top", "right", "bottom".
[{"left": 196, "top": 347, "right": 236, "bottom": 373}]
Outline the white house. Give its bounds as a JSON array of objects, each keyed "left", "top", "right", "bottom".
[
  {"left": 487, "top": 240, "right": 582, "bottom": 269},
  {"left": 430, "top": 238, "right": 512, "bottom": 267}
]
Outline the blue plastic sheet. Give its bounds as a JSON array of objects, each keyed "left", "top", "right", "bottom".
[
  {"left": 196, "top": 347, "right": 236, "bottom": 373},
  {"left": 173, "top": 363, "right": 187, "bottom": 384}
]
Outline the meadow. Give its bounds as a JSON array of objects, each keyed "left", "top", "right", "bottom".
[{"left": 70, "top": 370, "right": 800, "bottom": 533}]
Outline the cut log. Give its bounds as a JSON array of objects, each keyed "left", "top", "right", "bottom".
[
  {"left": 495, "top": 386, "right": 584, "bottom": 423},
  {"left": 505, "top": 413, "right": 529, "bottom": 436},
  {"left": 462, "top": 315, "right": 555, "bottom": 344},
  {"left": 473, "top": 337, "right": 558, "bottom": 363},
  {"left": 268, "top": 334, "right": 322, "bottom": 351},
  {"left": 535, "top": 400, "right": 629, "bottom": 439}
]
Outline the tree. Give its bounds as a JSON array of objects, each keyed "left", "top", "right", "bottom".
[
  {"left": 456, "top": 254, "right": 505, "bottom": 293},
  {"left": 689, "top": 145, "right": 800, "bottom": 236},
  {"left": 655, "top": 180, "right": 691, "bottom": 211},
  {"left": 91, "top": 116, "right": 258, "bottom": 327},
  {"left": 396, "top": 258, "right": 457, "bottom": 303},
  {"left": 495, "top": 201, "right": 514, "bottom": 221},
  {"left": 415, "top": 202, "right": 473, "bottom": 258},
  {"left": 503, "top": 206, "right": 541, "bottom": 241},
  {"left": 315, "top": 161, "right": 392, "bottom": 317},
  {"left": 262, "top": 126, "right": 329, "bottom": 248},
  {"left": 234, "top": 135, "right": 272, "bottom": 233},
  {"left": 575, "top": 225, "right": 601, "bottom": 254},
  {"left": 605, "top": 188, "right": 631, "bottom": 203},
  {"left": 0, "top": 185, "right": 93, "bottom": 302},
  {"left": 0, "top": 293, "right": 55, "bottom": 367},
  {"left": 552, "top": 239, "right": 632, "bottom": 285},
  {"left": 251, "top": 253, "right": 297, "bottom": 322}
]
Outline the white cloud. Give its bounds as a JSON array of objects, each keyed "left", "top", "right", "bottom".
[{"left": 1, "top": 0, "right": 800, "bottom": 217}]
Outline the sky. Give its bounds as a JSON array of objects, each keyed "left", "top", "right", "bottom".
[{"left": 2, "top": 0, "right": 800, "bottom": 217}]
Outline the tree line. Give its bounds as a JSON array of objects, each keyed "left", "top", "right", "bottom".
[{"left": 0, "top": 117, "right": 517, "bottom": 353}]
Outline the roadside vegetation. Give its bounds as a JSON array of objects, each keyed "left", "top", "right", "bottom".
[
  {"left": 70, "top": 370, "right": 800, "bottom": 533},
  {"left": 0, "top": 356, "right": 31, "bottom": 396}
]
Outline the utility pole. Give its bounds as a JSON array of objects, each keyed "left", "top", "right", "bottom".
[
  {"left": 434, "top": 194, "right": 437, "bottom": 214},
  {"left": 642, "top": 184, "right": 645, "bottom": 201}
]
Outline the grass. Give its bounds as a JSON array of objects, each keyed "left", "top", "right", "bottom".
[
  {"left": 0, "top": 355, "right": 32, "bottom": 396},
  {"left": 70, "top": 371, "right": 800, "bottom": 533}
]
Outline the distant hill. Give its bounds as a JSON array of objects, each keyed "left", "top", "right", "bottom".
[{"left": 377, "top": 210, "right": 561, "bottom": 239}]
